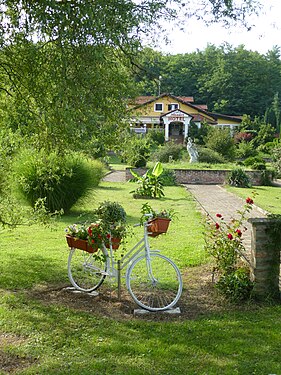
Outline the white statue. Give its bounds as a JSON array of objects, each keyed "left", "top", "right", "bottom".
[{"left": 187, "top": 137, "right": 199, "bottom": 163}]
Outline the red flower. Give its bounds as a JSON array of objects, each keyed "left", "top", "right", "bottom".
[
  {"left": 235, "top": 229, "right": 242, "bottom": 237},
  {"left": 216, "top": 213, "right": 222, "bottom": 218},
  {"left": 92, "top": 239, "right": 95, "bottom": 243},
  {"left": 88, "top": 228, "right": 92, "bottom": 236},
  {"left": 227, "top": 233, "right": 233, "bottom": 240},
  {"left": 215, "top": 223, "right": 220, "bottom": 229},
  {"left": 106, "top": 233, "right": 111, "bottom": 239},
  {"left": 246, "top": 197, "right": 254, "bottom": 205}
]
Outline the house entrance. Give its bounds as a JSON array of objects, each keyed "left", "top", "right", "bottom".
[{"left": 169, "top": 121, "right": 184, "bottom": 143}]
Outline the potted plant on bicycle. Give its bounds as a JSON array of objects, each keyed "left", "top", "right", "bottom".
[
  {"left": 65, "top": 201, "right": 128, "bottom": 252},
  {"left": 140, "top": 202, "right": 176, "bottom": 237}
]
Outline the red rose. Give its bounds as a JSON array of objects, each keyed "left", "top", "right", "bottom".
[
  {"left": 227, "top": 233, "right": 233, "bottom": 240},
  {"left": 216, "top": 213, "right": 222, "bottom": 218},
  {"left": 236, "top": 229, "right": 242, "bottom": 237},
  {"left": 246, "top": 197, "right": 254, "bottom": 205},
  {"left": 106, "top": 233, "right": 111, "bottom": 239},
  {"left": 215, "top": 223, "right": 220, "bottom": 229},
  {"left": 92, "top": 239, "right": 95, "bottom": 243}
]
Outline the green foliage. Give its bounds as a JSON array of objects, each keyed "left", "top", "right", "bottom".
[
  {"left": 216, "top": 268, "right": 254, "bottom": 302},
  {"left": 254, "top": 123, "right": 276, "bottom": 146},
  {"left": 205, "top": 127, "right": 236, "bottom": 160},
  {"left": 235, "top": 140, "right": 257, "bottom": 159},
  {"left": 130, "top": 162, "right": 165, "bottom": 198},
  {"left": 197, "top": 147, "right": 226, "bottom": 164},
  {"left": 272, "top": 145, "right": 281, "bottom": 176},
  {"left": 227, "top": 168, "right": 251, "bottom": 187},
  {"left": 146, "top": 129, "right": 165, "bottom": 146},
  {"left": 243, "top": 155, "right": 265, "bottom": 169},
  {"left": 151, "top": 142, "right": 183, "bottom": 163},
  {"left": 160, "top": 169, "right": 177, "bottom": 186},
  {"left": 121, "top": 135, "right": 151, "bottom": 167},
  {"left": 12, "top": 148, "right": 104, "bottom": 212},
  {"left": 93, "top": 201, "right": 127, "bottom": 224},
  {"left": 205, "top": 197, "right": 255, "bottom": 302},
  {"left": 187, "top": 122, "right": 210, "bottom": 145}
]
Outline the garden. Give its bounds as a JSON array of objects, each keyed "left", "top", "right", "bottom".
[{"left": 1, "top": 170, "right": 281, "bottom": 373}]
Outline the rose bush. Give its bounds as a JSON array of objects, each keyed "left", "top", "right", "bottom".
[{"left": 205, "top": 196, "right": 255, "bottom": 302}]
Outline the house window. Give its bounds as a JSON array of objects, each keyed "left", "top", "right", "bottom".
[
  {"left": 154, "top": 103, "right": 163, "bottom": 112},
  {"left": 168, "top": 103, "right": 179, "bottom": 111}
]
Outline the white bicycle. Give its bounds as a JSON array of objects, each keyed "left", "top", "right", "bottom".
[{"left": 67, "top": 217, "right": 183, "bottom": 312}]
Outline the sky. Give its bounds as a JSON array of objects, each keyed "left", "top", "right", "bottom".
[{"left": 156, "top": 0, "right": 281, "bottom": 55}]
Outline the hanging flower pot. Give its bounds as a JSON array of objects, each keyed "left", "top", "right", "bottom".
[
  {"left": 148, "top": 217, "right": 171, "bottom": 237},
  {"left": 66, "top": 235, "right": 98, "bottom": 253}
]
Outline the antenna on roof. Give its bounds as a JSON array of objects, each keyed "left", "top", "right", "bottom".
[{"left": 158, "top": 75, "right": 162, "bottom": 96}]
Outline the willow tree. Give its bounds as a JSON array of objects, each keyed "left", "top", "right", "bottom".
[{"left": 0, "top": 0, "right": 260, "bottom": 152}]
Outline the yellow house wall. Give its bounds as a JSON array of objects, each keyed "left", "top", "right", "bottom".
[
  {"left": 131, "top": 95, "right": 214, "bottom": 121},
  {"left": 216, "top": 118, "right": 241, "bottom": 125}
]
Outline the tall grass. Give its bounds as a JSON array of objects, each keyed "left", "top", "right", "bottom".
[{"left": 11, "top": 148, "right": 105, "bottom": 213}]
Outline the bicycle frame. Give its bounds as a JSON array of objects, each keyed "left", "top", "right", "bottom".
[{"left": 106, "top": 218, "right": 157, "bottom": 299}]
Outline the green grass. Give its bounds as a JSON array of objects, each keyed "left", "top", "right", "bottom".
[
  {"left": 1, "top": 181, "right": 281, "bottom": 374},
  {"left": 226, "top": 185, "right": 281, "bottom": 214}
]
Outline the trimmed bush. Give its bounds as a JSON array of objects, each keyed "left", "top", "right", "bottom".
[
  {"left": 152, "top": 142, "right": 183, "bottom": 163},
  {"left": 197, "top": 147, "right": 226, "bottom": 164},
  {"left": 12, "top": 148, "right": 104, "bottom": 213}
]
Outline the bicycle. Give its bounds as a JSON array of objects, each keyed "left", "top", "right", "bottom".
[{"left": 67, "top": 216, "right": 183, "bottom": 312}]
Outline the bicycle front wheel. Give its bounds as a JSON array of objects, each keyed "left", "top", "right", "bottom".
[
  {"left": 68, "top": 247, "right": 108, "bottom": 292},
  {"left": 126, "top": 253, "right": 182, "bottom": 312}
]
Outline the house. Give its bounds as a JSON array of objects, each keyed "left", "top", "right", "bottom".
[{"left": 128, "top": 93, "right": 242, "bottom": 143}]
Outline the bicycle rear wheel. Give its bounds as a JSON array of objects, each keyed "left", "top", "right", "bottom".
[
  {"left": 126, "top": 253, "right": 182, "bottom": 311},
  {"left": 68, "top": 247, "right": 108, "bottom": 292}
]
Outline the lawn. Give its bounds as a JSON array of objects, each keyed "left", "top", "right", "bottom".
[
  {"left": 0, "top": 181, "right": 281, "bottom": 374},
  {"left": 226, "top": 185, "right": 281, "bottom": 214}
]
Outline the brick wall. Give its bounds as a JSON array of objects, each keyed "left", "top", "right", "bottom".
[
  {"left": 248, "top": 218, "right": 281, "bottom": 300},
  {"left": 126, "top": 168, "right": 265, "bottom": 185}
]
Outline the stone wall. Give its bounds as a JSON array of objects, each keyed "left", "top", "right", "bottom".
[
  {"left": 248, "top": 218, "right": 281, "bottom": 300},
  {"left": 126, "top": 168, "right": 266, "bottom": 185}
]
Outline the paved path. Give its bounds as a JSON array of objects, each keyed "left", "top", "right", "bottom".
[
  {"left": 103, "top": 170, "right": 126, "bottom": 182},
  {"left": 183, "top": 184, "right": 267, "bottom": 255}
]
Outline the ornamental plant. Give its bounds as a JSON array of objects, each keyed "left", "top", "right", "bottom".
[
  {"left": 140, "top": 202, "right": 177, "bottom": 225},
  {"left": 65, "top": 201, "right": 128, "bottom": 250},
  {"left": 204, "top": 196, "right": 255, "bottom": 302}
]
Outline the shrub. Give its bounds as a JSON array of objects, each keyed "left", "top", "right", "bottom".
[
  {"left": 197, "top": 147, "right": 226, "bottom": 164},
  {"left": 272, "top": 145, "right": 281, "bottom": 176},
  {"left": 121, "top": 135, "right": 151, "bottom": 167},
  {"left": 160, "top": 169, "right": 177, "bottom": 186},
  {"left": 12, "top": 148, "right": 104, "bottom": 212},
  {"left": 147, "top": 129, "right": 165, "bottom": 146},
  {"left": 205, "top": 127, "right": 236, "bottom": 160},
  {"left": 243, "top": 155, "right": 264, "bottom": 166},
  {"left": 235, "top": 140, "right": 257, "bottom": 159},
  {"left": 205, "top": 197, "right": 255, "bottom": 302},
  {"left": 151, "top": 142, "right": 183, "bottom": 163},
  {"left": 227, "top": 168, "right": 251, "bottom": 187}
]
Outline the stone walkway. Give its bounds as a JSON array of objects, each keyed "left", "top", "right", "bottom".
[{"left": 184, "top": 184, "right": 267, "bottom": 255}]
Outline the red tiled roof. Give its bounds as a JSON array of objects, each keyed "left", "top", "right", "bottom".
[{"left": 177, "top": 96, "right": 194, "bottom": 103}]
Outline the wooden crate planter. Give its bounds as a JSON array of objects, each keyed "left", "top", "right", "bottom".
[
  {"left": 66, "top": 235, "right": 98, "bottom": 253},
  {"left": 148, "top": 217, "right": 171, "bottom": 237}
]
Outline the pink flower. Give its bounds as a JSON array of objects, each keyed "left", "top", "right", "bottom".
[
  {"left": 246, "top": 197, "right": 254, "bottom": 205},
  {"left": 236, "top": 229, "right": 242, "bottom": 237},
  {"left": 227, "top": 233, "right": 233, "bottom": 240}
]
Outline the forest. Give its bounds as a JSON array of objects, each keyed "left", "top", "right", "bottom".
[{"left": 133, "top": 44, "right": 281, "bottom": 129}]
